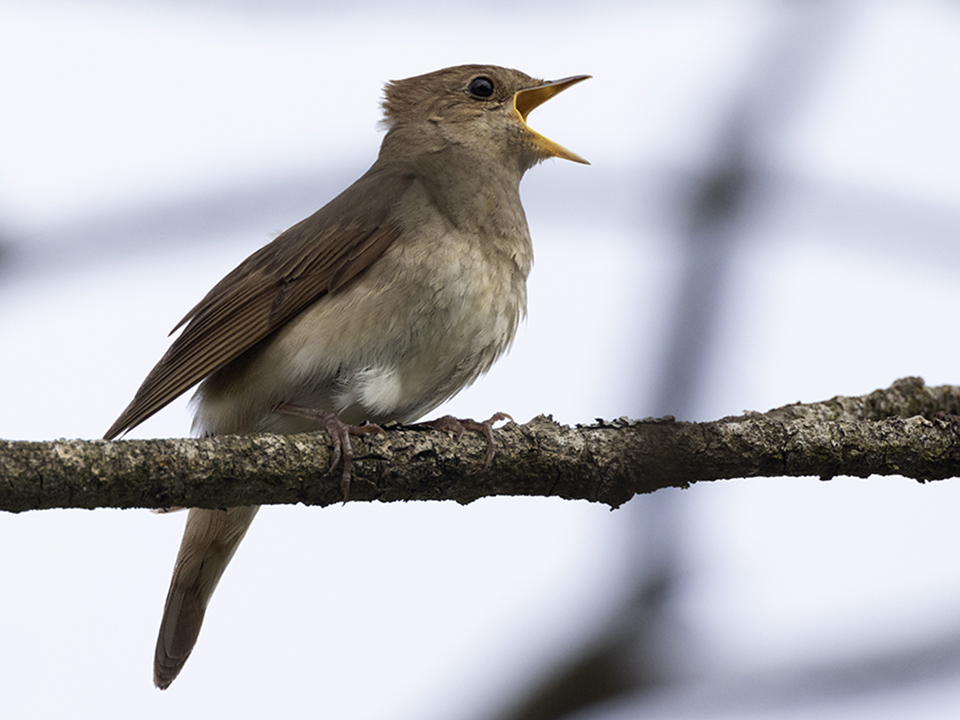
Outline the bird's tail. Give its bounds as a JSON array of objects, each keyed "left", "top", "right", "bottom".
[{"left": 154, "top": 505, "right": 260, "bottom": 689}]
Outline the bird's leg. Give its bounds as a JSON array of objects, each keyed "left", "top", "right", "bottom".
[
  {"left": 416, "top": 412, "right": 512, "bottom": 467},
  {"left": 274, "top": 403, "right": 384, "bottom": 500}
]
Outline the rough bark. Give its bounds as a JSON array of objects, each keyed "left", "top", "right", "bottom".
[{"left": 2, "top": 377, "right": 960, "bottom": 514}]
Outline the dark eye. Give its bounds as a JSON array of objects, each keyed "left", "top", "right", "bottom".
[{"left": 468, "top": 76, "right": 495, "bottom": 99}]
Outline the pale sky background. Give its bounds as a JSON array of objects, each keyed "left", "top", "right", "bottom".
[{"left": 3, "top": 1, "right": 960, "bottom": 718}]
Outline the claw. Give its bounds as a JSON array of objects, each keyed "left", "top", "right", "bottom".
[
  {"left": 418, "top": 412, "right": 512, "bottom": 467},
  {"left": 275, "top": 403, "right": 383, "bottom": 500}
]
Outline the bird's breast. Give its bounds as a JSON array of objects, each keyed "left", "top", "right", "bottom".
[{"left": 321, "top": 220, "right": 532, "bottom": 422}]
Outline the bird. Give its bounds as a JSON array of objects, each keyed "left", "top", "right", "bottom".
[{"left": 104, "top": 64, "right": 589, "bottom": 689}]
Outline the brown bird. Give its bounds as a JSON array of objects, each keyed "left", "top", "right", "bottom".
[{"left": 104, "top": 64, "right": 588, "bottom": 689}]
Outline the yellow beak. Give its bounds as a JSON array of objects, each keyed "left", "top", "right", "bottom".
[{"left": 514, "top": 75, "right": 591, "bottom": 165}]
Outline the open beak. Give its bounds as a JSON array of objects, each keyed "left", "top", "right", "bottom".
[{"left": 514, "top": 75, "right": 591, "bottom": 164}]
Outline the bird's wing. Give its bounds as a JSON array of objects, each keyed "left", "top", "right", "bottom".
[{"left": 104, "top": 164, "right": 414, "bottom": 439}]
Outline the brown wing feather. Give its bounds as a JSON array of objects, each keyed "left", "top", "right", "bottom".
[{"left": 104, "top": 164, "right": 413, "bottom": 440}]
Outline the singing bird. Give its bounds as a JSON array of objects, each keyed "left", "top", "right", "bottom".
[{"left": 104, "top": 64, "right": 589, "bottom": 689}]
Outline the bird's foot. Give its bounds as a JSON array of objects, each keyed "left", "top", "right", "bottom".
[
  {"left": 416, "top": 412, "right": 512, "bottom": 467},
  {"left": 275, "top": 403, "right": 384, "bottom": 500}
]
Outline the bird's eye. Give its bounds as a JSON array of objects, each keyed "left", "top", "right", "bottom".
[{"left": 467, "top": 76, "right": 495, "bottom": 99}]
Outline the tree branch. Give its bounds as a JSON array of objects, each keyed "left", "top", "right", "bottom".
[{"left": 3, "top": 377, "right": 960, "bottom": 513}]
